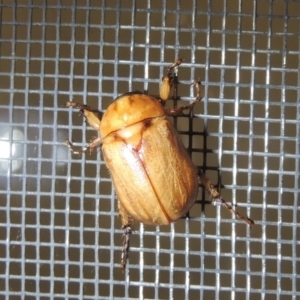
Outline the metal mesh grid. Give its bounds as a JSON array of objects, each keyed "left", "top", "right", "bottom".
[{"left": 0, "top": 0, "right": 299, "bottom": 299}]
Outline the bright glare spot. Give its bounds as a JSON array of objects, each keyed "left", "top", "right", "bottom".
[
  {"left": 0, "top": 129, "right": 23, "bottom": 172},
  {"left": 0, "top": 141, "right": 15, "bottom": 158}
]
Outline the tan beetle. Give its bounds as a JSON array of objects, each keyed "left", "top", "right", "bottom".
[{"left": 65, "top": 59, "right": 254, "bottom": 270}]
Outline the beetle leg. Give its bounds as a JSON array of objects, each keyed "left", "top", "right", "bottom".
[
  {"left": 165, "top": 79, "right": 202, "bottom": 116},
  {"left": 118, "top": 200, "right": 132, "bottom": 270},
  {"left": 121, "top": 225, "right": 132, "bottom": 271},
  {"left": 197, "top": 168, "right": 255, "bottom": 227},
  {"left": 66, "top": 101, "right": 102, "bottom": 131},
  {"left": 65, "top": 101, "right": 89, "bottom": 110},
  {"left": 65, "top": 137, "right": 102, "bottom": 155},
  {"left": 159, "top": 58, "right": 183, "bottom": 102},
  {"left": 66, "top": 101, "right": 103, "bottom": 154},
  {"left": 167, "top": 58, "right": 183, "bottom": 74}
]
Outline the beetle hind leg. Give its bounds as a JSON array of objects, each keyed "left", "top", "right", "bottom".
[
  {"left": 118, "top": 200, "right": 133, "bottom": 270},
  {"left": 197, "top": 168, "right": 254, "bottom": 227},
  {"left": 121, "top": 225, "right": 132, "bottom": 271}
]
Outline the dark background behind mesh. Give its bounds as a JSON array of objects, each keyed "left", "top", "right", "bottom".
[{"left": 0, "top": 1, "right": 299, "bottom": 299}]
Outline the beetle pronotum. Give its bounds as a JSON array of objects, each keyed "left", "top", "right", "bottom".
[{"left": 65, "top": 59, "right": 254, "bottom": 270}]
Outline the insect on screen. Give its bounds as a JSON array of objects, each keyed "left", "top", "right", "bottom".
[{"left": 0, "top": 1, "right": 299, "bottom": 299}]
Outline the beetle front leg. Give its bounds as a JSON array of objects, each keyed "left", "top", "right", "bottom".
[
  {"left": 66, "top": 101, "right": 102, "bottom": 131},
  {"left": 165, "top": 79, "right": 203, "bottom": 116},
  {"left": 197, "top": 168, "right": 254, "bottom": 227},
  {"left": 65, "top": 101, "right": 88, "bottom": 110},
  {"left": 66, "top": 101, "right": 103, "bottom": 154},
  {"left": 159, "top": 58, "right": 183, "bottom": 102},
  {"left": 65, "top": 137, "right": 102, "bottom": 155}
]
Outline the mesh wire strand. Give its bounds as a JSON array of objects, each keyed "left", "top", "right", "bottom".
[{"left": 0, "top": 1, "right": 299, "bottom": 299}]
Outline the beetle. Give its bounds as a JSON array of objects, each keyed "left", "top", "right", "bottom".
[{"left": 65, "top": 59, "right": 254, "bottom": 270}]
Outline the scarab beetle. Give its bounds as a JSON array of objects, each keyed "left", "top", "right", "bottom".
[{"left": 65, "top": 59, "right": 254, "bottom": 270}]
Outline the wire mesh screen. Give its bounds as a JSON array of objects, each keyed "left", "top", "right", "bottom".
[{"left": 0, "top": 1, "right": 299, "bottom": 299}]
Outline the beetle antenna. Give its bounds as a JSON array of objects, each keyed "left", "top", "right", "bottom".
[
  {"left": 197, "top": 168, "right": 254, "bottom": 227},
  {"left": 121, "top": 225, "right": 132, "bottom": 271}
]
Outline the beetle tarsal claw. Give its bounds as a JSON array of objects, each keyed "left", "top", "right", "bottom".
[{"left": 121, "top": 225, "right": 132, "bottom": 271}]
